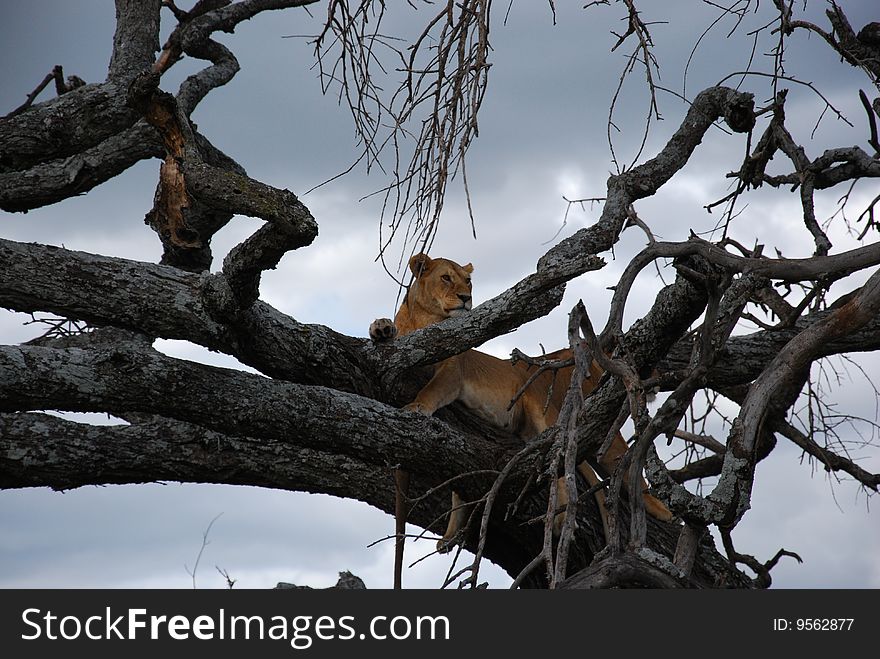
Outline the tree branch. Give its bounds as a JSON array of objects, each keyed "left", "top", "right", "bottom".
[
  {"left": 377, "top": 261, "right": 600, "bottom": 379},
  {"left": 710, "top": 266, "right": 880, "bottom": 526},
  {"left": 0, "top": 236, "right": 377, "bottom": 394},
  {"left": 0, "top": 0, "right": 313, "bottom": 216},
  {"left": 539, "top": 86, "right": 755, "bottom": 281},
  {"left": 109, "top": 0, "right": 162, "bottom": 80},
  {"left": 0, "top": 342, "right": 492, "bottom": 483},
  {"left": 776, "top": 418, "right": 879, "bottom": 491}
]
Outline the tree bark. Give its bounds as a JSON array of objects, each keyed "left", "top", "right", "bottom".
[{"left": 3, "top": 1, "right": 879, "bottom": 590}]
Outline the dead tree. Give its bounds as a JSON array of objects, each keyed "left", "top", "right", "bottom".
[{"left": 1, "top": 0, "right": 878, "bottom": 588}]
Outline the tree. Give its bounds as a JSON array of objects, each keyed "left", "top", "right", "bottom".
[{"left": 1, "top": 0, "right": 878, "bottom": 588}]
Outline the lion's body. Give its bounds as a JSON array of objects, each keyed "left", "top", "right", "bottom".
[
  {"left": 371, "top": 253, "right": 671, "bottom": 564},
  {"left": 384, "top": 255, "right": 561, "bottom": 438}
]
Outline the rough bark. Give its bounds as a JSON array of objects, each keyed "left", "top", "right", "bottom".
[
  {"left": 3, "top": 1, "right": 879, "bottom": 590},
  {"left": 0, "top": 337, "right": 751, "bottom": 588}
]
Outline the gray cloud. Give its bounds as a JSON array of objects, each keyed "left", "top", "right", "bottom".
[{"left": 2, "top": 1, "right": 878, "bottom": 589}]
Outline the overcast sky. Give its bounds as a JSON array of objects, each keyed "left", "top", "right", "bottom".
[{"left": 1, "top": 1, "right": 878, "bottom": 589}]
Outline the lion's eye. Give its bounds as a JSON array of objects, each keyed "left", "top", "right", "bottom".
[
  {"left": 466, "top": 278, "right": 472, "bottom": 287},
  {"left": 441, "top": 274, "right": 452, "bottom": 283}
]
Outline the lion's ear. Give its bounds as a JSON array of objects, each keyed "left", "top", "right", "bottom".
[
  {"left": 409, "top": 253, "right": 433, "bottom": 278},
  {"left": 463, "top": 263, "right": 474, "bottom": 274}
]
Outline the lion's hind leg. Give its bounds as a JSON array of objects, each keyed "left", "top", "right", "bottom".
[
  {"left": 436, "top": 491, "right": 468, "bottom": 553},
  {"left": 600, "top": 433, "right": 673, "bottom": 522},
  {"left": 553, "top": 463, "right": 611, "bottom": 542}
]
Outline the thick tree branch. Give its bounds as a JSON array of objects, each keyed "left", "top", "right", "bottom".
[
  {"left": 0, "top": 342, "right": 493, "bottom": 483},
  {"left": 0, "top": 81, "right": 144, "bottom": 176},
  {"left": 1, "top": 412, "right": 371, "bottom": 496},
  {"left": 0, "top": 0, "right": 312, "bottom": 215},
  {"left": 109, "top": 0, "right": 162, "bottom": 80},
  {"left": 559, "top": 549, "right": 689, "bottom": 589},
  {"left": 1, "top": 0, "right": 160, "bottom": 175},
  {"left": 0, "top": 121, "right": 244, "bottom": 214},
  {"left": 0, "top": 236, "right": 564, "bottom": 398},
  {"left": 663, "top": 302, "right": 880, "bottom": 391},
  {"left": 218, "top": 197, "right": 318, "bottom": 308},
  {"left": 0, "top": 122, "right": 163, "bottom": 212},
  {"left": 0, "top": 238, "right": 229, "bottom": 347},
  {"left": 0, "top": 237, "right": 375, "bottom": 395},
  {"left": 0, "top": 410, "right": 468, "bottom": 563}
]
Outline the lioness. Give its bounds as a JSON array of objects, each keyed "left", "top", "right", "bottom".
[{"left": 371, "top": 254, "right": 672, "bottom": 557}]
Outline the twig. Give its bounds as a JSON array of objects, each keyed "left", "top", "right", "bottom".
[
  {"left": 673, "top": 429, "right": 726, "bottom": 454},
  {"left": 721, "top": 527, "right": 802, "bottom": 588},
  {"left": 3, "top": 65, "right": 79, "bottom": 120},
  {"left": 859, "top": 89, "right": 880, "bottom": 155},
  {"left": 184, "top": 513, "right": 223, "bottom": 589},
  {"left": 216, "top": 566, "right": 237, "bottom": 589},
  {"left": 509, "top": 553, "right": 545, "bottom": 589}
]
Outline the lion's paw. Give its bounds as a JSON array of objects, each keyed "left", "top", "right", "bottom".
[
  {"left": 403, "top": 402, "right": 433, "bottom": 416},
  {"left": 369, "top": 317, "right": 398, "bottom": 342},
  {"left": 436, "top": 536, "right": 456, "bottom": 554}
]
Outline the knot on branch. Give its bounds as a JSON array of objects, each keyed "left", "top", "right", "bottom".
[
  {"left": 723, "top": 94, "right": 757, "bottom": 134},
  {"left": 126, "top": 70, "right": 163, "bottom": 115},
  {"left": 672, "top": 250, "right": 732, "bottom": 292},
  {"left": 200, "top": 271, "right": 239, "bottom": 320}
]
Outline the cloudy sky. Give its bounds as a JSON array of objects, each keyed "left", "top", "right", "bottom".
[{"left": 1, "top": 0, "right": 878, "bottom": 589}]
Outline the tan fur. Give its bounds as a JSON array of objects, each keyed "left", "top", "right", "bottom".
[{"left": 371, "top": 254, "right": 672, "bottom": 554}]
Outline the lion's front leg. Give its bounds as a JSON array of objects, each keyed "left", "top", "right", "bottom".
[
  {"left": 404, "top": 359, "right": 462, "bottom": 417},
  {"left": 403, "top": 394, "right": 469, "bottom": 552},
  {"left": 401, "top": 358, "right": 468, "bottom": 552}
]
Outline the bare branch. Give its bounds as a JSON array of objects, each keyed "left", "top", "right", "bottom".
[
  {"left": 1, "top": 66, "right": 86, "bottom": 120},
  {"left": 540, "top": 85, "right": 755, "bottom": 281},
  {"left": 313, "top": 0, "right": 491, "bottom": 261},
  {"left": 777, "top": 418, "right": 880, "bottom": 491},
  {"left": 711, "top": 266, "right": 880, "bottom": 527},
  {"left": 673, "top": 429, "right": 725, "bottom": 455}
]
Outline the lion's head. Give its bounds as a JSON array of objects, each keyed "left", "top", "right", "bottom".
[{"left": 395, "top": 253, "right": 474, "bottom": 335}]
